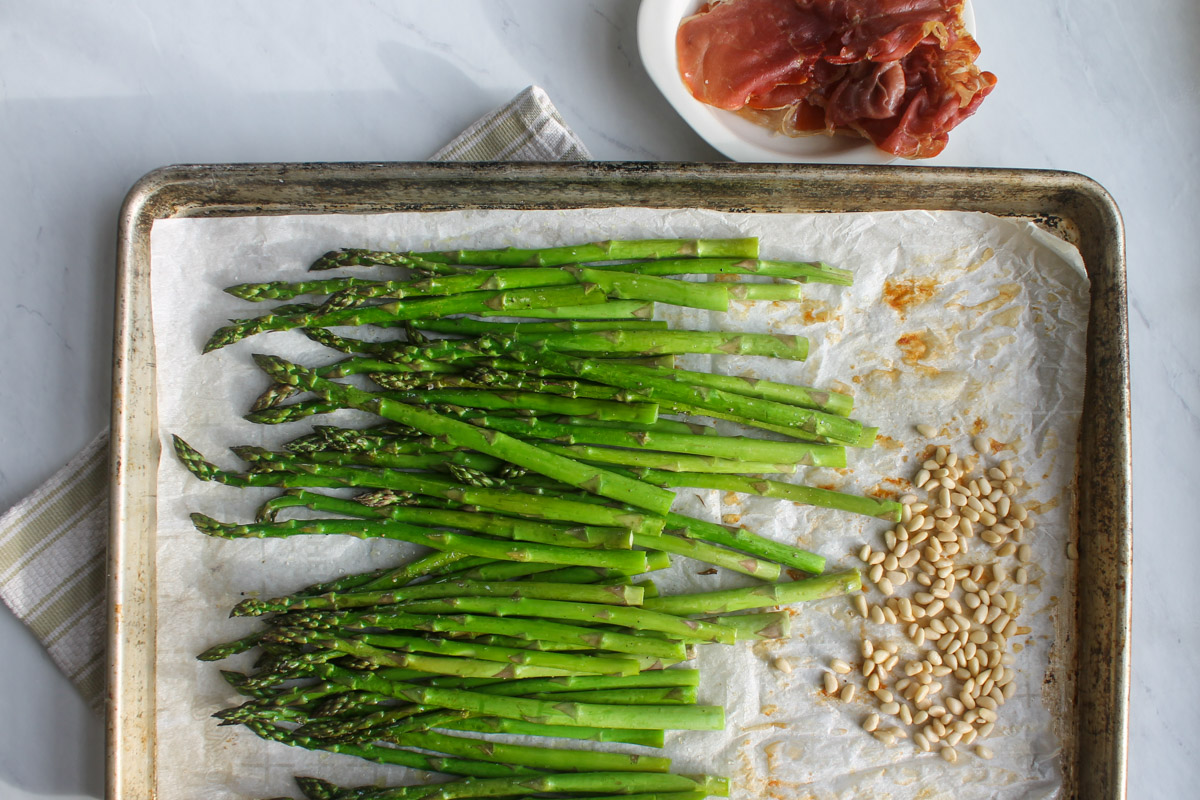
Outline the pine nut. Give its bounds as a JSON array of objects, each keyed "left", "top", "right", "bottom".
[
  {"left": 914, "top": 732, "right": 931, "bottom": 752},
  {"left": 978, "top": 721, "right": 995, "bottom": 738},
  {"left": 878, "top": 577, "right": 895, "bottom": 596},
  {"left": 1018, "top": 544, "right": 1032, "bottom": 563},
  {"left": 863, "top": 713, "right": 880, "bottom": 732},
  {"left": 868, "top": 550, "right": 885, "bottom": 565},
  {"left": 840, "top": 684, "right": 856, "bottom": 702},
  {"left": 868, "top": 564, "right": 884, "bottom": 584},
  {"left": 941, "top": 745, "right": 959, "bottom": 763},
  {"left": 823, "top": 672, "right": 839, "bottom": 694},
  {"left": 873, "top": 730, "right": 896, "bottom": 746},
  {"left": 975, "top": 745, "right": 994, "bottom": 760},
  {"left": 972, "top": 436, "right": 989, "bottom": 454},
  {"left": 874, "top": 688, "right": 894, "bottom": 703},
  {"left": 935, "top": 446, "right": 948, "bottom": 463},
  {"left": 881, "top": 701, "right": 900, "bottom": 716},
  {"left": 866, "top": 673, "right": 880, "bottom": 692}
]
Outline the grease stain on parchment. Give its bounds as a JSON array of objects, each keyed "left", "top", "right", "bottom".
[{"left": 883, "top": 277, "right": 939, "bottom": 317}]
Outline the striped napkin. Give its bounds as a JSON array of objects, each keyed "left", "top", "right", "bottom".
[{"left": 0, "top": 85, "right": 590, "bottom": 710}]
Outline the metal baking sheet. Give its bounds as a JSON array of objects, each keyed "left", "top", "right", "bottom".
[{"left": 109, "top": 162, "right": 1129, "bottom": 800}]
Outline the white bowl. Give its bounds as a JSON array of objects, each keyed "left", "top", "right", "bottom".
[{"left": 638, "top": 0, "right": 976, "bottom": 163}]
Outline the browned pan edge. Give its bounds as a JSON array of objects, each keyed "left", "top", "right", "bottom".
[{"left": 110, "top": 162, "right": 1129, "bottom": 799}]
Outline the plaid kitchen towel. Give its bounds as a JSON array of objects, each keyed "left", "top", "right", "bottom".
[{"left": 0, "top": 85, "right": 589, "bottom": 710}]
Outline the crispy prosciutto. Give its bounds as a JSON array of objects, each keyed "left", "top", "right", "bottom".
[{"left": 676, "top": 0, "right": 996, "bottom": 158}]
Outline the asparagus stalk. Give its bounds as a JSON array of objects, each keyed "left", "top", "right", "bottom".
[
  {"left": 315, "top": 665, "right": 726, "bottom": 730},
  {"left": 194, "top": 515, "right": 651, "bottom": 574},
  {"left": 663, "top": 512, "right": 825, "bottom": 575},
  {"left": 488, "top": 300, "right": 656, "bottom": 320},
  {"left": 461, "top": 414, "right": 846, "bottom": 468},
  {"left": 251, "top": 355, "right": 677, "bottom": 516},
  {"left": 392, "top": 596, "right": 737, "bottom": 645},
  {"left": 415, "top": 318, "right": 669, "bottom": 336},
  {"left": 332, "top": 610, "right": 688, "bottom": 661},
  {"left": 243, "top": 719, "right": 537, "bottom": 778},
  {"left": 566, "top": 268, "right": 729, "bottom": 312},
  {"left": 633, "top": 470, "right": 902, "bottom": 521},
  {"left": 634, "top": 532, "right": 780, "bottom": 581},
  {"left": 273, "top": 629, "right": 642, "bottom": 678},
  {"left": 205, "top": 283, "right": 606, "bottom": 351},
  {"left": 506, "top": 351, "right": 862, "bottom": 443},
  {"left": 309, "top": 248, "right": 469, "bottom": 273},
  {"left": 599, "top": 255, "right": 852, "bottom": 285},
  {"left": 225, "top": 276, "right": 380, "bottom": 302},
  {"left": 440, "top": 716, "right": 663, "bottom": 748},
  {"left": 381, "top": 729, "right": 671, "bottom": 773},
  {"left": 297, "top": 772, "right": 727, "bottom": 800},
  {"left": 237, "top": 578, "right": 644, "bottom": 616},
  {"left": 641, "top": 569, "right": 862, "bottom": 615},
  {"left": 236, "top": 451, "right": 666, "bottom": 534},
  {"left": 700, "top": 611, "right": 791, "bottom": 641},
  {"left": 726, "top": 283, "right": 803, "bottom": 301},
  {"left": 271, "top": 488, "right": 634, "bottom": 550},
  {"left": 509, "top": 329, "right": 809, "bottom": 361},
  {"left": 535, "top": 443, "right": 797, "bottom": 474},
  {"left": 408, "top": 237, "right": 759, "bottom": 267}
]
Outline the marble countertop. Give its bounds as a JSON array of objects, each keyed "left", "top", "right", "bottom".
[{"left": 0, "top": 1, "right": 1192, "bottom": 797}]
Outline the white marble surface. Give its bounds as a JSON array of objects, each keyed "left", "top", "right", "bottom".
[{"left": 0, "top": 1, "right": 1192, "bottom": 797}]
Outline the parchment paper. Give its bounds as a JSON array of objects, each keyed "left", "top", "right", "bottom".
[{"left": 150, "top": 207, "right": 1089, "bottom": 800}]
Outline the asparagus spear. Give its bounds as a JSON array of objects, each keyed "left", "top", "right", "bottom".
[
  {"left": 439, "top": 716, "right": 663, "bottom": 748},
  {"left": 407, "top": 237, "right": 759, "bottom": 267},
  {"left": 599, "top": 255, "right": 852, "bottom": 285},
  {"left": 272, "top": 629, "right": 642, "bottom": 678},
  {"left": 225, "top": 276, "right": 380, "bottom": 302},
  {"left": 641, "top": 569, "right": 862, "bottom": 615},
  {"left": 244, "top": 718, "right": 537, "bottom": 778},
  {"left": 229, "top": 450, "right": 667, "bottom": 534},
  {"left": 251, "top": 355, "right": 677, "bottom": 516},
  {"left": 205, "top": 283, "right": 607, "bottom": 351},
  {"left": 509, "top": 329, "right": 809, "bottom": 361},
  {"left": 505, "top": 351, "right": 862, "bottom": 443},
  {"left": 331, "top": 610, "right": 688, "bottom": 661},
  {"left": 700, "top": 611, "right": 791, "bottom": 641},
  {"left": 269, "top": 488, "right": 633, "bottom": 550},
  {"left": 631, "top": 470, "right": 902, "bottom": 521},
  {"left": 460, "top": 414, "right": 846, "bottom": 468},
  {"left": 566, "top": 268, "right": 730, "bottom": 312},
  {"left": 414, "top": 318, "right": 669, "bottom": 336},
  {"left": 237, "top": 578, "right": 644, "bottom": 615},
  {"left": 194, "top": 514, "right": 650, "bottom": 574},
  {"left": 381, "top": 729, "right": 671, "bottom": 773},
  {"left": 392, "top": 596, "right": 737, "bottom": 645},
  {"left": 535, "top": 443, "right": 796, "bottom": 474},
  {"left": 296, "top": 772, "right": 727, "bottom": 800},
  {"left": 489, "top": 300, "right": 656, "bottom": 320},
  {"left": 315, "top": 665, "right": 726, "bottom": 730}
]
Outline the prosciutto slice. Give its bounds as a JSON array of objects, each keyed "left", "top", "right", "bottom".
[{"left": 676, "top": 0, "right": 996, "bottom": 158}]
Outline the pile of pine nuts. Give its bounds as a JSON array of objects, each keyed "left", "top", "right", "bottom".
[{"left": 817, "top": 430, "right": 1035, "bottom": 764}]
